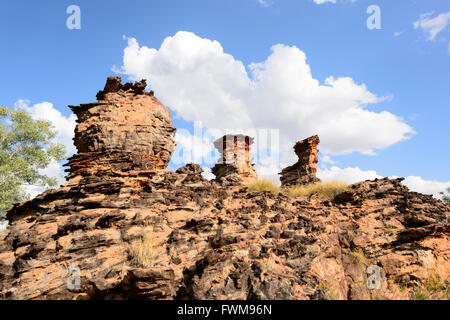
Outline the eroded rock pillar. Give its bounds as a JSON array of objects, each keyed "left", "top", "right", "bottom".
[
  {"left": 211, "top": 134, "right": 257, "bottom": 184},
  {"left": 279, "top": 135, "right": 321, "bottom": 187},
  {"left": 65, "top": 76, "right": 176, "bottom": 179}
]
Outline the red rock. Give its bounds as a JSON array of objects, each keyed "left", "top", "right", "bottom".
[
  {"left": 211, "top": 134, "right": 257, "bottom": 184},
  {"left": 0, "top": 80, "right": 448, "bottom": 300},
  {"left": 280, "top": 135, "right": 321, "bottom": 187},
  {"left": 66, "top": 77, "right": 176, "bottom": 179}
]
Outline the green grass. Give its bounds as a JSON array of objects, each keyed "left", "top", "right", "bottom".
[
  {"left": 414, "top": 276, "right": 450, "bottom": 300},
  {"left": 318, "top": 282, "right": 337, "bottom": 300},
  {"left": 287, "top": 181, "right": 348, "bottom": 200}
]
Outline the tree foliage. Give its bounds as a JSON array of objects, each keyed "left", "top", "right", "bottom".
[
  {"left": 0, "top": 106, "right": 66, "bottom": 218},
  {"left": 440, "top": 188, "right": 450, "bottom": 205}
]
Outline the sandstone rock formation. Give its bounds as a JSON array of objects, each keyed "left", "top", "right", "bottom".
[
  {"left": 66, "top": 76, "right": 176, "bottom": 180},
  {"left": 280, "top": 135, "right": 321, "bottom": 187},
  {"left": 0, "top": 79, "right": 448, "bottom": 300},
  {"left": 211, "top": 134, "right": 257, "bottom": 185}
]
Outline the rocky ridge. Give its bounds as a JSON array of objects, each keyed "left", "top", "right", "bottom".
[{"left": 0, "top": 78, "right": 448, "bottom": 300}]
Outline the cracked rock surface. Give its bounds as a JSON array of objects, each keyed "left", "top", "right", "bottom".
[{"left": 0, "top": 78, "right": 448, "bottom": 300}]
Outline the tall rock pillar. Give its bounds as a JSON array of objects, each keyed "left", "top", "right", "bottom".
[
  {"left": 211, "top": 134, "right": 257, "bottom": 184},
  {"left": 279, "top": 135, "right": 321, "bottom": 187},
  {"left": 65, "top": 76, "right": 176, "bottom": 179}
]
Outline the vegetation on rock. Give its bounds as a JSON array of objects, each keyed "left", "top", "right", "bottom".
[
  {"left": 287, "top": 181, "right": 348, "bottom": 200},
  {"left": 440, "top": 188, "right": 450, "bottom": 204}
]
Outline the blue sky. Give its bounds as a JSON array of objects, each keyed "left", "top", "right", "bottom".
[{"left": 0, "top": 0, "right": 449, "bottom": 197}]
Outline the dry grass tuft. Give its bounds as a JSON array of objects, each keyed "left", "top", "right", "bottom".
[
  {"left": 245, "top": 179, "right": 281, "bottom": 195},
  {"left": 287, "top": 181, "right": 348, "bottom": 200},
  {"left": 129, "top": 228, "right": 156, "bottom": 268}
]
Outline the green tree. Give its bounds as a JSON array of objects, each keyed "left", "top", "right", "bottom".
[
  {"left": 440, "top": 188, "right": 450, "bottom": 205},
  {"left": 0, "top": 106, "right": 66, "bottom": 219}
]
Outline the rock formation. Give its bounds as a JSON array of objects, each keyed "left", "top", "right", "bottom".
[
  {"left": 66, "top": 76, "right": 176, "bottom": 180},
  {"left": 211, "top": 134, "right": 257, "bottom": 184},
  {"left": 280, "top": 135, "right": 321, "bottom": 187},
  {"left": 0, "top": 79, "right": 448, "bottom": 300}
]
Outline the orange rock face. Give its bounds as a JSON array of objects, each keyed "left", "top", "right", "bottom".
[
  {"left": 211, "top": 134, "right": 257, "bottom": 184},
  {"left": 66, "top": 76, "right": 176, "bottom": 179},
  {"left": 280, "top": 135, "right": 321, "bottom": 187}
]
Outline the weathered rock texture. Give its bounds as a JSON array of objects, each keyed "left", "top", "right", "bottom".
[
  {"left": 66, "top": 76, "right": 176, "bottom": 179},
  {"left": 280, "top": 135, "right": 321, "bottom": 187},
  {"left": 0, "top": 80, "right": 449, "bottom": 300},
  {"left": 211, "top": 134, "right": 257, "bottom": 185}
]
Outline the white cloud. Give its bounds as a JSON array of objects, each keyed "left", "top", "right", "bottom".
[
  {"left": 318, "top": 166, "right": 381, "bottom": 184},
  {"left": 201, "top": 167, "right": 215, "bottom": 180},
  {"left": 413, "top": 11, "right": 450, "bottom": 41},
  {"left": 22, "top": 159, "right": 66, "bottom": 199},
  {"left": 117, "top": 31, "right": 414, "bottom": 159},
  {"left": 0, "top": 220, "right": 8, "bottom": 231},
  {"left": 314, "top": 0, "right": 337, "bottom": 4},
  {"left": 172, "top": 130, "right": 217, "bottom": 166},
  {"left": 13, "top": 100, "right": 76, "bottom": 200},
  {"left": 321, "top": 155, "right": 336, "bottom": 164},
  {"left": 257, "top": 0, "right": 273, "bottom": 7},
  {"left": 15, "top": 100, "right": 77, "bottom": 156},
  {"left": 394, "top": 31, "right": 403, "bottom": 37},
  {"left": 318, "top": 166, "right": 450, "bottom": 200},
  {"left": 401, "top": 176, "right": 450, "bottom": 199}
]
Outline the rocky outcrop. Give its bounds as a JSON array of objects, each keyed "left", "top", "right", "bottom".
[
  {"left": 66, "top": 77, "right": 176, "bottom": 180},
  {"left": 280, "top": 135, "right": 321, "bottom": 187},
  {"left": 0, "top": 79, "right": 448, "bottom": 300},
  {"left": 211, "top": 134, "right": 257, "bottom": 185}
]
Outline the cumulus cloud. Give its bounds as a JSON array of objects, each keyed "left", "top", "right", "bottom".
[
  {"left": 117, "top": 31, "right": 414, "bottom": 159},
  {"left": 414, "top": 11, "right": 450, "bottom": 41},
  {"left": 318, "top": 166, "right": 381, "bottom": 184},
  {"left": 201, "top": 167, "right": 215, "bottom": 181},
  {"left": 13, "top": 100, "right": 76, "bottom": 200},
  {"left": 400, "top": 176, "right": 450, "bottom": 199},
  {"left": 15, "top": 100, "right": 77, "bottom": 156},
  {"left": 172, "top": 129, "right": 217, "bottom": 167},
  {"left": 318, "top": 166, "right": 450, "bottom": 199}
]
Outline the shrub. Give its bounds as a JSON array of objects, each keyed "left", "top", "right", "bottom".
[
  {"left": 440, "top": 188, "right": 450, "bottom": 205},
  {"left": 287, "top": 181, "right": 348, "bottom": 200},
  {"left": 129, "top": 229, "right": 156, "bottom": 268},
  {"left": 245, "top": 179, "right": 281, "bottom": 195},
  {"left": 350, "top": 248, "right": 371, "bottom": 268},
  {"left": 415, "top": 276, "right": 450, "bottom": 300}
]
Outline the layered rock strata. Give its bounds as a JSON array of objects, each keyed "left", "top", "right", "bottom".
[
  {"left": 280, "top": 135, "right": 321, "bottom": 187},
  {"left": 0, "top": 79, "right": 448, "bottom": 300},
  {"left": 211, "top": 134, "right": 257, "bottom": 184},
  {"left": 65, "top": 76, "right": 176, "bottom": 179}
]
